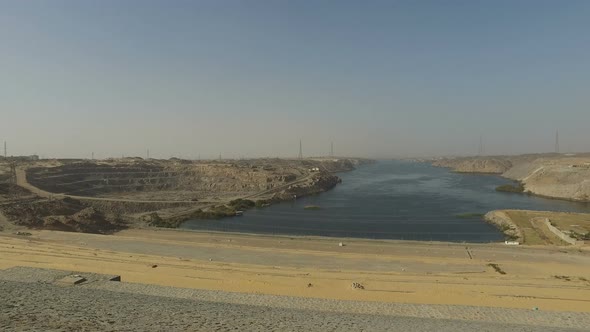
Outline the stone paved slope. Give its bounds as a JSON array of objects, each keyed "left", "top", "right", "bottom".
[{"left": 1, "top": 267, "right": 588, "bottom": 331}]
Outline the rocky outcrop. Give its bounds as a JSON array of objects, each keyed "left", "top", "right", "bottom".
[
  {"left": 432, "top": 154, "right": 590, "bottom": 202},
  {"left": 484, "top": 211, "right": 523, "bottom": 242},
  {"left": 1, "top": 197, "right": 126, "bottom": 234},
  {"left": 432, "top": 158, "right": 512, "bottom": 174},
  {"left": 272, "top": 173, "right": 341, "bottom": 201},
  {"left": 504, "top": 158, "right": 590, "bottom": 202}
]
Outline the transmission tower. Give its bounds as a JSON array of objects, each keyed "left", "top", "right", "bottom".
[
  {"left": 3, "top": 141, "right": 6, "bottom": 158},
  {"left": 555, "top": 130, "right": 560, "bottom": 153},
  {"left": 298, "top": 140, "right": 303, "bottom": 159},
  {"left": 330, "top": 142, "right": 334, "bottom": 157}
]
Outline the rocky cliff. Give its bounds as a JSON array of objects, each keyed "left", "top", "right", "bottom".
[
  {"left": 432, "top": 158, "right": 512, "bottom": 174},
  {"left": 432, "top": 154, "right": 590, "bottom": 202}
]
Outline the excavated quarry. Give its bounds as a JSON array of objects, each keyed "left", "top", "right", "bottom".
[{"left": 0, "top": 158, "right": 369, "bottom": 232}]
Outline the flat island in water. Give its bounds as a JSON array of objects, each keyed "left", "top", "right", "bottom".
[{"left": 181, "top": 160, "right": 590, "bottom": 242}]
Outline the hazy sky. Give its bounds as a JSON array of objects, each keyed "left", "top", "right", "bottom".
[{"left": 1, "top": 1, "right": 589, "bottom": 159}]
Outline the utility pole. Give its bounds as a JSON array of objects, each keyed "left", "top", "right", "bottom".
[
  {"left": 4, "top": 141, "right": 6, "bottom": 158},
  {"left": 555, "top": 130, "right": 560, "bottom": 153},
  {"left": 298, "top": 140, "right": 303, "bottom": 159},
  {"left": 147, "top": 149, "right": 150, "bottom": 159},
  {"left": 91, "top": 152, "right": 94, "bottom": 160}
]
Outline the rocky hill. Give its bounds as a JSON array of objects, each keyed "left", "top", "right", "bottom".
[
  {"left": 432, "top": 154, "right": 590, "bottom": 202},
  {"left": 1, "top": 157, "right": 369, "bottom": 232},
  {"left": 431, "top": 157, "right": 512, "bottom": 174}
]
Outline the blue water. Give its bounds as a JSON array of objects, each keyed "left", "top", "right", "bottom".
[{"left": 181, "top": 160, "right": 590, "bottom": 242}]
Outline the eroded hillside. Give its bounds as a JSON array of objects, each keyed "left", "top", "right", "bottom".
[{"left": 431, "top": 154, "right": 590, "bottom": 202}]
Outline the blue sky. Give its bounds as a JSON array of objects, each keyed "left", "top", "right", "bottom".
[{"left": 1, "top": 0, "right": 589, "bottom": 158}]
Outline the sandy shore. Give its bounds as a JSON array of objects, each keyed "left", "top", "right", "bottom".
[{"left": 1, "top": 228, "right": 590, "bottom": 313}]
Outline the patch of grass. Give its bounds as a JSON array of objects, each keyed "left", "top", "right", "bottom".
[
  {"left": 496, "top": 182, "right": 525, "bottom": 193},
  {"left": 487, "top": 263, "right": 507, "bottom": 275},
  {"left": 455, "top": 213, "right": 484, "bottom": 219}
]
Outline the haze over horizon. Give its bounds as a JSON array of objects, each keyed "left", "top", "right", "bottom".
[{"left": 1, "top": 1, "right": 589, "bottom": 159}]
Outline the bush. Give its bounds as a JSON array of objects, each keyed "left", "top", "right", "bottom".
[
  {"left": 255, "top": 199, "right": 270, "bottom": 208},
  {"left": 228, "top": 199, "right": 255, "bottom": 210},
  {"left": 496, "top": 182, "right": 525, "bottom": 193},
  {"left": 190, "top": 206, "right": 237, "bottom": 219}
]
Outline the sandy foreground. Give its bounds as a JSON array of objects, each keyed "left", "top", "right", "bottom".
[{"left": 1, "top": 228, "right": 590, "bottom": 313}]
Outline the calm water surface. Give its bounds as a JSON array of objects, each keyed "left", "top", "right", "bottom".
[{"left": 181, "top": 160, "right": 590, "bottom": 242}]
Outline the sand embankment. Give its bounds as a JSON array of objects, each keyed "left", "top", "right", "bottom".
[{"left": 2, "top": 228, "right": 590, "bottom": 312}]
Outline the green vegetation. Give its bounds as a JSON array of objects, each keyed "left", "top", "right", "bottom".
[
  {"left": 228, "top": 199, "right": 255, "bottom": 210},
  {"left": 570, "top": 230, "right": 590, "bottom": 241},
  {"left": 304, "top": 205, "right": 321, "bottom": 210},
  {"left": 495, "top": 182, "right": 525, "bottom": 193},
  {"left": 487, "top": 263, "right": 507, "bottom": 275},
  {"left": 191, "top": 205, "right": 237, "bottom": 219},
  {"left": 145, "top": 212, "right": 169, "bottom": 228},
  {"left": 455, "top": 212, "right": 484, "bottom": 219},
  {"left": 255, "top": 199, "right": 270, "bottom": 208}
]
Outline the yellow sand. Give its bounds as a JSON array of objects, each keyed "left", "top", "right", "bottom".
[{"left": 1, "top": 228, "right": 590, "bottom": 312}]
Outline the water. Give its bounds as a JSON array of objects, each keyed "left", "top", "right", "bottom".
[{"left": 181, "top": 160, "right": 590, "bottom": 242}]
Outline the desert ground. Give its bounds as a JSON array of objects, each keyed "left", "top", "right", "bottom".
[
  {"left": 2, "top": 156, "right": 590, "bottom": 329},
  {"left": 431, "top": 153, "right": 590, "bottom": 202},
  {"left": 2, "top": 228, "right": 590, "bottom": 313}
]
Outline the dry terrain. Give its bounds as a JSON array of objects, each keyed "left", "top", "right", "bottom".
[
  {"left": 485, "top": 210, "right": 590, "bottom": 246},
  {"left": 0, "top": 157, "right": 369, "bottom": 232},
  {"left": 432, "top": 153, "right": 590, "bottom": 202},
  {"left": 1, "top": 229, "right": 590, "bottom": 313}
]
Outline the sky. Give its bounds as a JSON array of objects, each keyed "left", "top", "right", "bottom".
[{"left": 1, "top": 0, "right": 589, "bottom": 159}]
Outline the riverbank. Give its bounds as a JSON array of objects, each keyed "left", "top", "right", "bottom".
[
  {"left": 0, "top": 157, "right": 371, "bottom": 232},
  {"left": 2, "top": 228, "right": 590, "bottom": 312},
  {"left": 430, "top": 153, "right": 590, "bottom": 202},
  {"left": 485, "top": 210, "right": 589, "bottom": 246}
]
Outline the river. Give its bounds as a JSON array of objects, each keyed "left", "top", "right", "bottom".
[{"left": 181, "top": 160, "right": 590, "bottom": 242}]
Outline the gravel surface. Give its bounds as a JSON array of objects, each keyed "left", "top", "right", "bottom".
[{"left": 1, "top": 267, "right": 588, "bottom": 332}]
